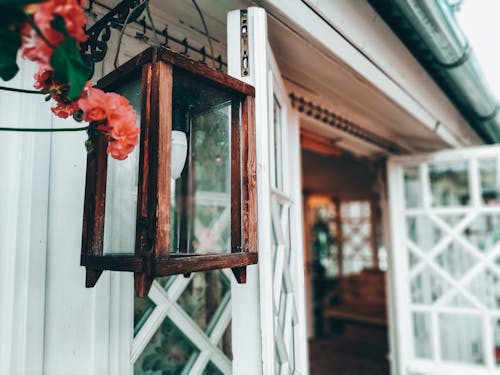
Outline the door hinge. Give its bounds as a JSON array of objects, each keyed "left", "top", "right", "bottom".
[{"left": 240, "top": 9, "right": 249, "bottom": 77}]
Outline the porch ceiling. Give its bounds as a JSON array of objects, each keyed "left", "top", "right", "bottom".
[{"left": 107, "top": 0, "right": 451, "bottom": 155}]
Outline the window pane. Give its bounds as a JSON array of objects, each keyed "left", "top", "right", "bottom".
[
  {"left": 103, "top": 75, "right": 142, "bottom": 254},
  {"left": 404, "top": 166, "right": 422, "bottom": 208},
  {"left": 413, "top": 312, "right": 433, "bottom": 359},
  {"left": 429, "top": 161, "right": 470, "bottom": 207},
  {"left": 439, "top": 313, "right": 484, "bottom": 364},
  {"left": 171, "top": 69, "right": 239, "bottom": 254},
  {"left": 479, "top": 158, "right": 500, "bottom": 205},
  {"left": 134, "top": 317, "right": 200, "bottom": 374},
  {"left": 272, "top": 95, "right": 283, "bottom": 190}
]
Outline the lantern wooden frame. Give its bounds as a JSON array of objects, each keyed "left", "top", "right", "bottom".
[{"left": 81, "top": 47, "right": 257, "bottom": 297}]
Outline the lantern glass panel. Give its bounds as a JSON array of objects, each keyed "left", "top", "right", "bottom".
[
  {"left": 170, "top": 68, "right": 240, "bottom": 254},
  {"left": 103, "top": 74, "right": 142, "bottom": 255}
]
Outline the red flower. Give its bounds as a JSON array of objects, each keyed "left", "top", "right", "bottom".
[
  {"left": 50, "top": 99, "right": 80, "bottom": 118},
  {"left": 33, "top": 67, "right": 55, "bottom": 90}
]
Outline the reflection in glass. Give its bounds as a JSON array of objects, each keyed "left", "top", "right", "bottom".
[
  {"left": 134, "top": 297, "right": 155, "bottom": 336},
  {"left": 134, "top": 317, "right": 199, "bottom": 374},
  {"left": 480, "top": 158, "right": 500, "bottom": 205},
  {"left": 412, "top": 312, "right": 432, "bottom": 359},
  {"left": 464, "top": 214, "right": 500, "bottom": 253},
  {"left": 429, "top": 161, "right": 470, "bottom": 207},
  {"left": 411, "top": 266, "right": 449, "bottom": 304},
  {"left": 406, "top": 216, "right": 442, "bottom": 253},
  {"left": 439, "top": 313, "right": 484, "bottom": 364},
  {"left": 466, "top": 268, "right": 500, "bottom": 309},
  {"left": 494, "top": 318, "right": 500, "bottom": 366},
  {"left": 404, "top": 166, "right": 421, "bottom": 208},
  {"left": 436, "top": 242, "right": 477, "bottom": 280},
  {"left": 103, "top": 75, "right": 142, "bottom": 254},
  {"left": 177, "top": 271, "right": 231, "bottom": 338},
  {"left": 170, "top": 69, "right": 239, "bottom": 254}
]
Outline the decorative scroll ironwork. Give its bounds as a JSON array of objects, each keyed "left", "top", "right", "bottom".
[
  {"left": 81, "top": 0, "right": 227, "bottom": 76},
  {"left": 81, "top": 0, "right": 145, "bottom": 77}
]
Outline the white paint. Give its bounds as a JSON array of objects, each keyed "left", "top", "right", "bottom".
[
  {"left": 228, "top": 8, "right": 268, "bottom": 375},
  {"left": 388, "top": 144, "right": 500, "bottom": 374},
  {"left": 0, "top": 58, "right": 52, "bottom": 375},
  {"left": 255, "top": 0, "right": 482, "bottom": 147}
]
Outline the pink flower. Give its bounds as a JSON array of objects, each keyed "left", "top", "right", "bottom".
[
  {"left": 78, "top": 87, "right": 108, "bottom": 122},
  {"left": 20, "top": 25, "right": 63, "bottom": 69},
  {"left": 21, "top": 0, "right": 88, "bottom": 69},
  {"left": 78, "top": 87, "right": 139, "bottom": 160},
  {"left": 107, "top": 119, "right": 140, "bottom": 160},
  {"left": 35, "top": 0, "right": 88, "bottom": 42}
]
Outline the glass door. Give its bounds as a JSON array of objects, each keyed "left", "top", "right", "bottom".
[{"left": 388, "top": 145, "right": 500, "bottom": 374}]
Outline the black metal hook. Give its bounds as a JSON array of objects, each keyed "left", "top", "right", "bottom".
[
  {"left": 181, "top": 37, "right": 189, "bottom": 55},
  {"left": 199, "top": 46, "right": 206, "bottom": 64},
  {"left": 216, "top": 55, "right": 223, "bottom": 70},
  {"left": 161, "top": 26, "right": 169, "bottom": 46}
]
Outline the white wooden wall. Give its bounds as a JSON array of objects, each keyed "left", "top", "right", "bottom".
[{"left": 0, "top": 33, "right": 137, "bottom": 374}]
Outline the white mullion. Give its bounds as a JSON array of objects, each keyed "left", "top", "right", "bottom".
[
  {"left": 271, "top": 188, "right": 294, "bottom": 205},
  {"left": 131, "top": 280, "right": 181, "bottom": 363},
  {"left": 436, "top": 264, "right": 486, "bottom": 307},
  {"left": 209, "top": 299, "right": 232, "bottom": 345},
  {"left": 412, "top": 305, "right": 484, "bottom": 315},
  {"left": 131, "top": 304, "right": 169, "bottom": 363},
  {"left": 421, "top": 163, "right": 431, "bottom": 208},
  {"left": 483, "top": 315, "right": 494, "bottom": 370},
  {"left": 272, "top": 200, "right": 287, "bottom": 246},
  {"left": 189, "top": 302, "right": 232, "bottom": 375},
  {"left": 409, "top": 212, "right": 477, "bottom": 279},
  {"left": 406, "top": 206, "right": 500, "bottom": 216},
  {"left": 431, "top": 311, "right": 441, "bottom": 363},
  {"left": 452, "top": 228, "right": 500, "bottom": 276},
  {"left": 274, "top": 317, "right": 290, "bottom": 365},
  {"left": 170, "top": 288, "right": 232, "bottom": 375},
  {"left": 283, "top": 296, "right": 293, "bottom": 352},
  {"left": 280, "top": 362, "right": 291, "bottom": 375},
  {"left": 168, "top": 303, "right": 232, "bottom": 374},
  {"left": 273, "top": 243, "right": 286, "bottom": 313},
  {"left": 408, "top": 241, "right": 487, "bottom": 312},
  {"left": 165, "top": 275, "right": 192, "bottom": 302}
]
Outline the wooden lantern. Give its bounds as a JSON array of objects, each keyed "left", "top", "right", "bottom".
[{"left": 81, "top": 47, "right": 257, "bottom": 297}]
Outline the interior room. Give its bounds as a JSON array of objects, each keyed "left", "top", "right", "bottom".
[{"left": 300, "top": 128, "right": 390, "bottom": 375}]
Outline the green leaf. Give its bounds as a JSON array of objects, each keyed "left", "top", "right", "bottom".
[
  {"left": 50, "top": 14, "right": 66, "bottom": 36},
  {"left": 50, "top": 37, "right": 90, "bottom": 100},
  {"left": 0, "top": 28, "right": 21, "bottom": 81}
]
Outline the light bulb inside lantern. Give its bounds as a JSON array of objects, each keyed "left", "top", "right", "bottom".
[{"left": 171, "top": 130, "right": 188, "bottom": 180}]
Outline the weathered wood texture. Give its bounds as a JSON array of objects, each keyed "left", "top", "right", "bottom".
[{"left": 242, "top": 95, "right": 258, "bottom": 253}]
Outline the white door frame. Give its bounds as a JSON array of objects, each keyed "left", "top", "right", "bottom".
[{"left": 228, "top": 7, "right": 308, "bottom": 375}]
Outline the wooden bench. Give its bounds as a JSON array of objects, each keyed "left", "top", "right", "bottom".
[{"left": 323, "top": 269, "right": 387, "bottom": 331}]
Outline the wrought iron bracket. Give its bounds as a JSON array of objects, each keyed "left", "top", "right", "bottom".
[
  {"left": 81, "top": 0, "right": 146, "bottom": 77},
  {"left": 81, "top": 0, "right": 227, "bottom": 77}
]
